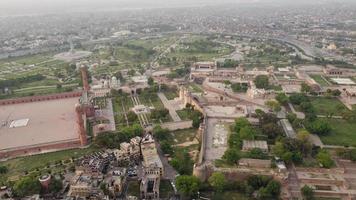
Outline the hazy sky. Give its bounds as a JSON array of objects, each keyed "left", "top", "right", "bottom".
[{"left": 0, "top": 0, "right": 352, "bottom": 16}]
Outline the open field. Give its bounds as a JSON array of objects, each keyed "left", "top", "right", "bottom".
[
  {"left": 200, "top": 191, "right": 250, "bottom": 200},
  {"left": 310, "top": 74, "right": 330, "bottom": 86},
  {"left": 309, "top": 97, "right": 348, "bottom": 115},
  {"left": 0, "top": 146, "right": 98, "bottom": 183},
  {"left": 319, "top": 119, "right": 356, "bottom": 147},
  {"left": 159, "top": 35, "right": 234, "bottom": 67},
  {"left": 171, "top": 128, "right": 198, "bottom": 145}
]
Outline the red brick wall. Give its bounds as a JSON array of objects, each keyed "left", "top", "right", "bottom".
[
  {"left": 0, "top": 140, "right": 82, "bottom": 160},
  {"left": 0, "top": 91, "right": 82, "bottom": 106}
]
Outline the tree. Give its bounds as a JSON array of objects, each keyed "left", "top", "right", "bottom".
[
  {"left": 254, "top": 75, "right": 269, "bottom": 89},
  {"left": 126, "top": 111, "right": 138, "bottom": 123},
  {"left": 301, "top": 185, "right": 315, "bottom": 200},
  {"left": 128, "top": 69, "right": 136, "bottom": 76},
  {"left": 275, "top": 93, "right": 289, "bottom": 105},
  {"left": 239, "top": 126, "right": 256, "bottom": 140},
  {"left": 161, "top": 141, "right": 174, "bottom": 155},
  {"left": 208, "top": 172, "right": 226, "bottom": 193},
  {"left": 151, "top": 108, "right": 169, "bottom": 121},
  {"left": 262, "top": 123, "right": 283, "bottom": 140},
  {"left": 233, "top": 117, "right": 251, "bottom": 133},
  {"left": 153, "top": 126, "right": 170, "bottom": 141},
  {"left": 301, "top": 83, "right": 311, "bottom": 93},
  {"left": 307, "top": 119, "right": 331, "bottom": 135},
  {"left": 148, "top": 77, "right": 154, "bottom": 86},
  {"left": 223, "top": 80, "right": 231, "bottom": 86},
  {"left": 258, "top": 180, "right": 281, "bottom": 200},
  {"left": 316, "top": 150, "right": 334, "bottom": 168},
  {"left": 265, "top": 100, "right": 281, "bottom": 112},
  {"left": 248, "top": 148, "right": 268, "bottom": 159},
  {"left": 176, "top": 175, "right": 200, "bottom": 197},
  {"left": 222, "top": 148, "right": 240, "bottom": 164},
  {"left": 13, "top": 176, "right": 41, "bottom": 197},
  {"left": 0, "top": 166, "right": 8, "bottom": 174},
  {"left": 297, "top": 130, "right": 310, "bottom": 142},
  {"left": 56, "top": 84, "right": 62, "bottom": 90},
  {"left": 289, "top": 93, "right": 308, "bottom": 105},
  {"left": 47, "top": 178, "right": 63, "bottom": 194},
  {"left": 171, "top": 151, "right": 194, "bottom": 175}
]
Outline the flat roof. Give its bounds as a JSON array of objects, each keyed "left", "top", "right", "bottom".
[
  {"left": 331, "top": 78, "right": 356, "bottom": 85},
  {"left": 0, "top": 97, "right": 80, "bottom": 152}
]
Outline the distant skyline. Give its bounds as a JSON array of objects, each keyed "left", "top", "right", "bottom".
[{"left": 0, "top": 0, "right": 354, "bottom": 16}]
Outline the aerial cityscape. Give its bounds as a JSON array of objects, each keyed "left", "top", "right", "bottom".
[{"left": 0, "top": 0, "right": 356, "bottom": 199}]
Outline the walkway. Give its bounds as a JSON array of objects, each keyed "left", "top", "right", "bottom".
[
  {"left": 288, "top": 103, "right": 305, "bottom": 119},
  {"left": 157, "top": 92, "right": 181, "bottom": 122}
]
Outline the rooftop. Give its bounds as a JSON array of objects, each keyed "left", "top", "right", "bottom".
[{"left": 0, "top": 97, "right": 80, "bottom": 152}]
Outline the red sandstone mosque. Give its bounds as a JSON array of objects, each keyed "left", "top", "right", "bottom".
[{"left": 0, "top": 66, "right": 94, "bottom": 159}]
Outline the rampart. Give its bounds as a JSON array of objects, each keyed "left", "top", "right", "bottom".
[{"left": 0, "top": 91, "right": 82, "bottom": 106}]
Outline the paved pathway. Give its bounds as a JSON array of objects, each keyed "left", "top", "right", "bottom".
[
  {"left": 157, "top": 92, "right": 181, "bottom": 122},
  {"left": 288, "top": 103, "right": 305, "bottom": 119}
]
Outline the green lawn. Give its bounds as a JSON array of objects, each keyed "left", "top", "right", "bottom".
[
  {"left": 310, "top": 75, "right": 330, "bottom": 86},
  {"left": 163, "top": 90, "right": 178, "bottom": 100},
  {"left": 171, "top": 128, "right": 198, "bottom": 145},
  {"left": 319, "top": 119, "right": 356, "bottom": 147},
  {"left": 187, "top": 83, "right": 203, "bottom": 93},
  {"left": 200, "top": 191, "right": 251, "bottom": 200},
  {"left": 309, "top": 97, "right": 348, "bottom": 115},
  {"left": 0, "top": 146, "right": 98, "bottom": 183},
  {"left": 176, "top": 109, "right": 191, "bottom": 120}
]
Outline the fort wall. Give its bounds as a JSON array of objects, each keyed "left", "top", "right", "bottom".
[
  {"left": 0, "top": 139, "right": 82, "bottom": 160},
  {"left": 0, "top": 91, "right": 82, "bottom": 106}
]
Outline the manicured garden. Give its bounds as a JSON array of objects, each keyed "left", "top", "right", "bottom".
[
  {"left": 0, "top": 146, "right": 98, "bottom": 183},
  {"left": 310, "top": 75, "right": 330, "bottom": 86},
  {"left": 308, "top": 97, "right": 348, "bottom": 115},
  {"left": 319, "top": 119, "right": 356, "bottom": 147}
]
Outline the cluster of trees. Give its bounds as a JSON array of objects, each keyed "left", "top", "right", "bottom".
[
  {"left": 289, "top": 93, "right": 331, "bottom": 135},
  {"left": 255, "top": 110, "right": 284, "bottom": 141},
  {"left": 217, "top": 59, "right": 239, "bottom": 68},
  {"left": 150, "top": 108, "right": 169, "bottom": 122},
  {"left": 184, "top": 104, "right": 203, "bottom": 128},
  {"left": 231, "top": 82, "right": 248, "bottom": 93},
  {"left": 316, "top": 149, "right": 334, "bottom": 168},
  {"left": 0, "top": 166, "right": 8, "bottom": 174},
  {"left": 223, "top": 118, "right": 256, "bottom": 165},
  {"left": 273, "top": 129, "right": 333, "bottom": 168},
  {"left": 301, "top": 185, "right": 315, "bottom": 200},
  {"left": 12, "top": 175, "right": 63, "bottom": 198},
  {"left": 0, "top": 74, "right": 45, "bottom": 90},
  {"left": 151, "top": 126, "right": 194, "bottom": 175},
  {"left": 325, "top": 88, "right": 341, "bottom": 97},
  {"left": 94, "top": 124, "right": 143, "bottom": 148},
  {"left": 175, "top": 174, "right": 281, "bottom": 200},
  {"left": 275, "top": 93, "right": 289, "bottom": 105},
  {"left": 152, "top": 126, "right": 173, "bottom": 155},
  {"left": 265, "top": 100, "right": 281, "bottom": 112},
  {"left": 273, "top": 130, "right": 313, "bottom": 165},
  {"left": 254, "top": 75, "right": 270, "bottom": 89},
  {"left": 167, "top": 66, "right": 190, "bottom": 79},
  {"left": 182, "top": 39, "right": 223, "bottom": 54},
  {"left": 170, "top": 150, "right": 194, "bottom": 175},
  {"left": 121, "top": 43, "right": 156, "bottom": 61}
]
